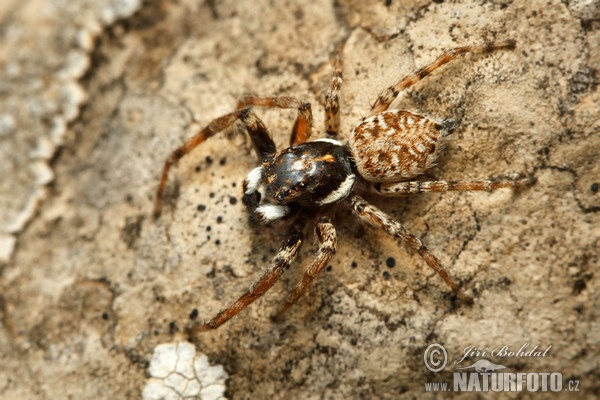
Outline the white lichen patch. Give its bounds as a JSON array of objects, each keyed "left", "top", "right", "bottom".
[{"left": 143, "top": 342, "right": 228, "bottom": 400}]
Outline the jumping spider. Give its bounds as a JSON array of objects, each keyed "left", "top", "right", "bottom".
[{"left": 154, "top": 39, "right": 531, "bottom": 333}]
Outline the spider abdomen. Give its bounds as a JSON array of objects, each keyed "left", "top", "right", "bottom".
[{"left": 349, "top": 110, "right": 451, "bottom": 182}]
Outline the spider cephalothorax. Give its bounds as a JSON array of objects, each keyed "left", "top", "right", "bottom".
[
  {"left": 262, "top": 139, "right": 355, "bottom": 207},
  {"left": 153, "top": 39, "right": 532, "bottom": 333}
]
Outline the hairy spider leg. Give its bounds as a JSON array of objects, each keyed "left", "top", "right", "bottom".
[
  {"left": 374, "top": 176, "right": 535, "bottom": 196},
  {"left": 188, "top": 217, "right": 306, "bottom": 333},
  {"left": 154, "top": 108, "right": 275, "bottom": 218},
  {"left": 368, "top": 40, "right": 516, "bottom": 117},
  {"left": 272, "top": 216, "right": 337, "bottom": 319},
  {"left": 324, "top": 50, "right": 343, "bottom": 136},
  {"left": 237, "top": 95, "right": 313, "bottom": 146},
  {"left": 349, "top": 194, "right": 474, "bottom": 304}
]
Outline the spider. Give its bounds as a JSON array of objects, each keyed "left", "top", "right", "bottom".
[{"left": 153, "top": 39, "right": 531, "bottom": 333}]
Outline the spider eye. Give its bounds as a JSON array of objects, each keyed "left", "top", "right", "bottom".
[{"left": 290, "top": 180, "right": 308, "bottom": 194}]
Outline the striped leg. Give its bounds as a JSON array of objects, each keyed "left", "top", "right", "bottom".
[
  {"left": 349, "top": 194, "right": 473, "bottom": 304},
  {"left": 273, "top": 216, "right": 337, "bottom": 319},
  {"left": 237, "top": 95, "right": 313, "bottom": 146},
  {"left": 374, "top": 176, "right": 533, "bottom": 196},
  {"left": 368, "top": 40, "right": 516, "bottom": 117},
  {"left": 324, "top": 51, "right": 343, "bottom": 136},
  {"left": 188, "top": 217, "right": 306, "bottom": 334},
  {"left": 153, "top": 108, "right": 275, "bottom": 218}
]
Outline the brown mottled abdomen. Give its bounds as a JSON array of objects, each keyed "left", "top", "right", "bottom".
[{"left": 349, "top": 110, "right": 450, "bottom": 182}]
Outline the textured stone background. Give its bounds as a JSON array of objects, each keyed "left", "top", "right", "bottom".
[{"left": 1, "top": 0, "right": 598, "bottom": 398}]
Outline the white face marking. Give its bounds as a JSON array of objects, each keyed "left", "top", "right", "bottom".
[
  {"left": 318, "top": 174, "right": 356, "bottom": 205},
  {"left": 255, "top": 204, "right": 289, "bottom": 222},
  {"left": 244, "top": 166, "right": 263, "bottom": 195},
  {"left": 314, "top": 137, "right": 343, "bottom": 146}
]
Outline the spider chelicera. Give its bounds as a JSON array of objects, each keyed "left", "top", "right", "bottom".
[{"left": 153, "top": 39, "right": 531, "bottom": 333}]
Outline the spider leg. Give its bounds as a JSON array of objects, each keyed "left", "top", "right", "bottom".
[
  {"left": 187, "top": 217, "right": 306, "bottom": 334},
  {"left": 272, "top": 216, "right": 337, "bottom": 319},
  {"left": 348, "top": 194, "right": 474, "bottom": 304},
  {"left": 237, "top": 95, "right": 313, "bottom": 146},
  {"left": 154, "top": 108, "right": 275, "bottom": 218},
  {"left": 368, "top": 40, "right": 516, "bottom": 117},
  {"left": 241, "top": 109, "right": 277, "bottom": 159},
  {"left": 374, "top": 176, "right": 534, "bottom": 196},
  {"left": 324, "top": 51, "right": 343, "bottom": 136}
]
